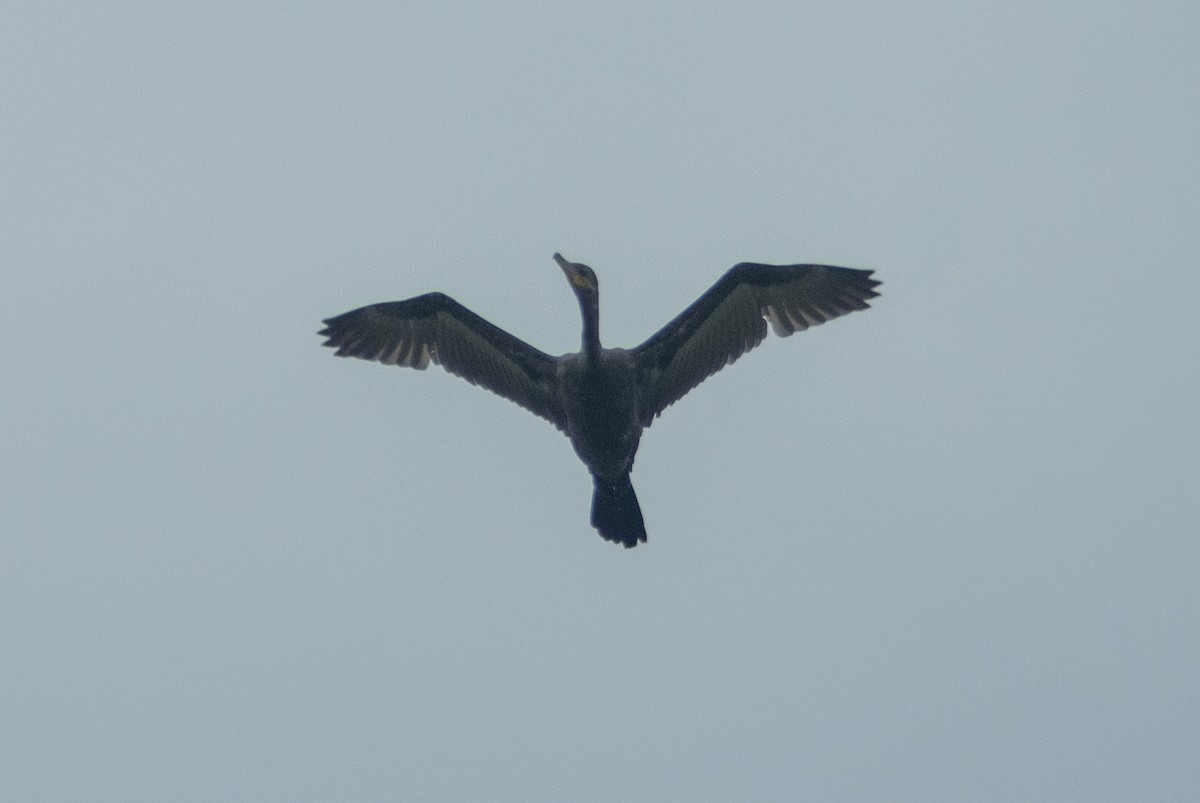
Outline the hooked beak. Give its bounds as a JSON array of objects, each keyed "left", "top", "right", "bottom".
[{"left": 554, "top": 252, "right": 590, "bottom": 290}]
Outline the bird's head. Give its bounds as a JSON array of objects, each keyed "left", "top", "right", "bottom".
[{"left": 554, "top": 253, "right": 598, "bottom": 296}]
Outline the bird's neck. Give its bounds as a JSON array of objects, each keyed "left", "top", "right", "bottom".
[{"left": 578, "top": 293, "right": 602, "bottom": 361}]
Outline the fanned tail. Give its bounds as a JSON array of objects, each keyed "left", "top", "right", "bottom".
[{"left": 590, "top": 474, "right": 647, "bottom": 548}]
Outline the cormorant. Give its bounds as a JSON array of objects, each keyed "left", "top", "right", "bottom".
[{"left": 319, "top": 253, "right": 879, "bottom": 547}]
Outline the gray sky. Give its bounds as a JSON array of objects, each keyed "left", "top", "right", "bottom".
[{"left": 3, "top": 2, "right": 1198, "bottom": 800}]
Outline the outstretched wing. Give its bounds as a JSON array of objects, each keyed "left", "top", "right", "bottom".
[
  {"left": 320, "top": 292, "right": 567, "bottom": 431},
  {"left": 632, "top": 264, "right": 879, "bottom": 424}
]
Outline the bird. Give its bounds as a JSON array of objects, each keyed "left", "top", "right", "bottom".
[{"left": 319, "top": 253, "right": 879, "bottom": 548}]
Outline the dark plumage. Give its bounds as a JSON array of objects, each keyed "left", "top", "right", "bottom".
[{"left": 319, "top": 253, "right": 879, "bottom": 547}]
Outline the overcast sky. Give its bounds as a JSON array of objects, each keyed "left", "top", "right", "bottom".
[{"left": 3, "top": 3, "right": 1198, "bottom": 800}]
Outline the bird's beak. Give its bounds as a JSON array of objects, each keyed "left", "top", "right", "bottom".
[{"left": 554, "top": 253, "right": 589, "bottom": 290}]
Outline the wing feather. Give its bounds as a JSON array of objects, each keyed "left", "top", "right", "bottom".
[
  {"left": 633, "top": 264, "right": 879, "bottom": 423},
  {"left": 320, "top": 292, "right": 566, "bottom": 431}
]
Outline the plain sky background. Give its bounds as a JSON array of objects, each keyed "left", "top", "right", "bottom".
[{"left": 3, "top": 2, "right": 1198, "bottom": 800}]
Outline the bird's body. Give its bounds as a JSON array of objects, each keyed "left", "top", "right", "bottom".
[
  {"left": 554, "top": 346, "right": 649, "bottom": 541},
  {"left": 320, "top": 253, "right": 879, "bottom": 547},
  {"left": 556, "top": 348, "right": 641, "bottom": 478}
]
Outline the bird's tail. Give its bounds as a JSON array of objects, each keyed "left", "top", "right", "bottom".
[{"left": 591, "top": 474, "right": 647, "bottom": 548}]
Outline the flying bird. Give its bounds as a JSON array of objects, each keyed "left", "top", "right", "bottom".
[{"left": 319, "top": 253, "right": 879, "bottom": 547}]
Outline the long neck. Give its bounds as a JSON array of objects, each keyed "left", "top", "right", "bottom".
[{"left": 577, "top": 291, "right": 601, "bottom": 361}]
